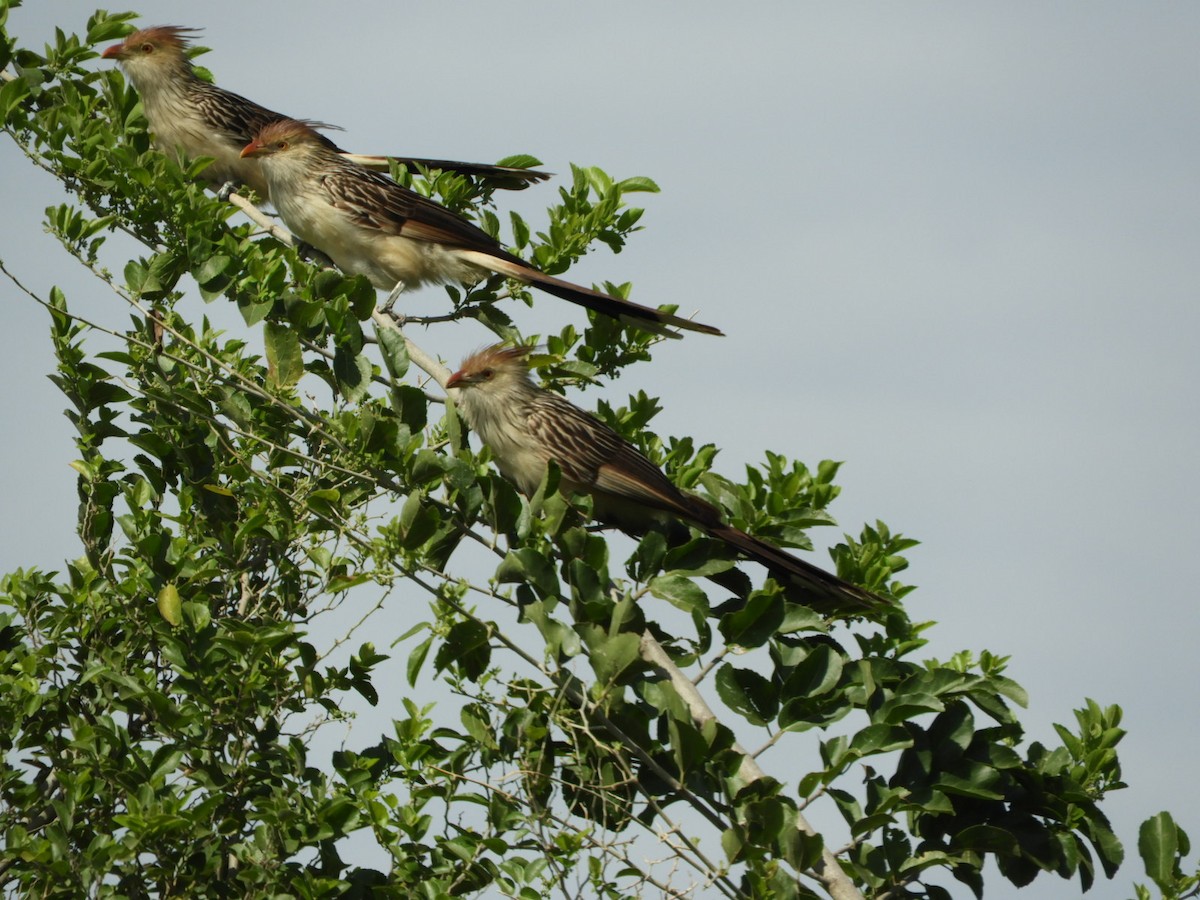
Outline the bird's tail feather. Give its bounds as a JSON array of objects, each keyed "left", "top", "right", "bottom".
[
  {"left": 338, "top": 153, "right": 550, "bottom": 188},
  {"left": 708, "top": 523, "right": 884, "bottom": 615},
  {"left": 459, "top": 250, "right": 724, "bottom": 337}
]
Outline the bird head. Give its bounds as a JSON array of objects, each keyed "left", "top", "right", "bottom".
[
  {"left": 446, "top": 344, "right": 540, "bottom": 441},
  {"left": 240, "top": 119, "right": 331, "bottom": 161},
  {"left": 446, "top": 344, "right": 535, "bottom": 393},
  {"left": 101, "top": 25, "right": 198, "bottom": 69}
]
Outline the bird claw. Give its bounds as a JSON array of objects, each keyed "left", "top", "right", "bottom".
[
  {"left": 216, "top": 180, "right": 238, "bottom": 201},
  {"left": 380, "top": 308, "right": 408, "bottom": 327}
]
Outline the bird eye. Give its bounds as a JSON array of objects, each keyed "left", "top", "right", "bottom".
[
  {"left": 481, "top": 368, "right": 495, "bottom": 380},
  {"left": 276, "top": 141, "right": 289, "bottom": 151},
  {"left": 140, "top": 43, "right": 154, "bottom": 53}
]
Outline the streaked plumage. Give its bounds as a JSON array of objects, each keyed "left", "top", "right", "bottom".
[
  {"left": 447, "top": 345, "right": 882, "bottom": 613},
  {"left": 101, "top": 26, "right": 549, "bottom": 200},
  {"left": 242, "top": 120, "right": 723, "bottom": 336}
]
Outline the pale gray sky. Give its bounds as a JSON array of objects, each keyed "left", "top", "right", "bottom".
[{"left": 2, "top": 3, "right": 1197, "bottom": 897}]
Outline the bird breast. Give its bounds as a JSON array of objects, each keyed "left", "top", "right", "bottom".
[
  {"left": 268, "top": 179, "right": 486, "bottom": 292},
  {"left": 456, "top": 392, "right": 550, "bottom": 497},
  {"left": 134, "top": 74, "right": 257, "bottom": 192}
]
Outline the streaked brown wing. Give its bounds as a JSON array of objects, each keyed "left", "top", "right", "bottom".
[
  {"left": 187, "top": 82, "right": 314, "bottom": 149},
  {"left": 526, "top": 396, "right": 695, "bottom": 518},
  {"left": 317, "top": 161, "right": 506, "bottom": 254},
  {"left": 191, "top": 84, "right": 267, "bottom": 143}
]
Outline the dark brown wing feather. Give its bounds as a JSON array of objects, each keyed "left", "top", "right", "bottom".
[
  {"left": 525, "top": 394, "right": 883, "bottom": 614},
  {"left": 524, "top": 396, "right": 713, "bottom": 520},
  {"left": 189, "top": 81, "right": 342, "bottom": 151},
  {"left": 317, "top": 160, "right": 517, "bottom": 257},
  {"left": 190, "top": 82, "right": 545, "bottom": 188},
  {"left": 353, "top": 156, "right": 550, "bottom": 187},
  {"left": 709, "top": 524, "right": 882, "bottom": 614},
  {"left": 317, "top": 156, "right": 723, "bottom": 337}
]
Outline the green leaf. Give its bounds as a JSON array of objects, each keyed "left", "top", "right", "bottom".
[
  {"left": 715, "top": 664, "right": 778, "bottom": 726},
  {"left": 956, "top": 824, "right": 1020, "bottom": 855},
  {"left": 264, "top": 322, "right": 304, "bottom": 389},
  {"left": 333, "top": 346, "right": 371, "bottom": 403},
  {"left": 510, "top": 211, "right": 530, "bottom": 249},
  {"left": 627, "top": 530, "right": 667, "bottom": 580},
  {"left": 0, "top": 74, "right": 30, "bottom": 121},
  {"left": 496, "top": 549, "right": 561, "bottom": 599},
  {"left": 406, "top": 636, "right": 433, "bottom": 687},
  {"left": 148, "top": 746, "right": 185, "bottom": 781},
  {"left": 719, "top": 590, "right": 784, "bottom": 649},
  {"left": 194, "top": 253, "right": 232, "bottom": 288},
  {"left": 495, "top": 154, "right": 544, "bottom": 169},
  {"left": 88, "top": 13, "right": 137, "bottom": 43},
  {"left": 435, "top": 620, "right": 491, "bottom": 681},
  {"left": 875, "top": 691, "right": 945, "bottom": 725},
  {"left": 721, "top": 826, "right": 745, "bottom": 863},
  {"left": 782, "top": 644, "right": 843, "bottom": 699},
  {"left": 584, "top": 630, "right": 641, "bottom": 685},
  {"left": 616, "top": 175, "right": 660, "bottom": 193},
  {"left": 991, "top": 674, "right": 1029, "bottom": 708},
  {"left": 935, "top": 770, "right": 1004, "bottom": 801},
  {"left": 375, "top": 322, "right": 409, "bottom": 379},
  {"left": 1139, "top": 812, "right": 1178, "bottom": 892},
  {"left": 848, "top": 723, "right": 912, "bottom": 757},
  {"left": 647, "top": 574, "right": 708, "bottom": 614},
  {"left": 156, "top": 584, "right": 182, "bottom": 627},
  {"left": 1087, "top": 815, "right": 1125, "bottom": 877},
  {"left": 519, "top": 591, "right": 580, "bottom": 659}
]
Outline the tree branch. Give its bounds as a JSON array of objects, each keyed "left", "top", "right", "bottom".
[{"left": 639, "top": 631, "right": 864, "bottom": 900}]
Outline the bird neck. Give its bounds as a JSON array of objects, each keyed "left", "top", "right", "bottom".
[
  {"left": 257, "top": 148, "right": 322, "bottom": 199},
  {"left": 457, "top": 379, "right": 535, "bottom": 443},
  {"left": 127, "top": 57, "right": 199, "bottom": 116}
]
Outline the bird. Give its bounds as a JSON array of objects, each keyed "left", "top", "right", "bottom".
[
  {"left": 446, "top": 344, "right": 883, "bottom": 614},
  {"left": 240, "top": 119, "right": 723, "bottom": 337},
  {"left": 100, "top": 25, "right": 550, "bottom": 201}
]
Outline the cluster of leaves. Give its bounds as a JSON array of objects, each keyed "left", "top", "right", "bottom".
[{"left": 2, "top": 5, "right": 1194, "bottom": 899}]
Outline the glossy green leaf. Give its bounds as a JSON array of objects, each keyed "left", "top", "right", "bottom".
[
  {"left": 718, "top": 590, "right": 784, "bottom": 649},
  {"left": 715, "top": 664, "right": 778, "bottom": 726},
  {"left": 375, "top": 322, "right": 409, "bottom": 379},
  {"left": 648, "top": 573, "right": 708, "bottom": 614},
  {"left": 496, "top": 548, "right": 560, "bottom": 598},
  {"left": 584, "top": 630, "right": 640, "bottom": 685},
  {"left": 264, "top": 322, "right": 303, "bottom": 389},
  {"left": 333, "top": 346, "right": 371, "bottom": 403},
  {"left": 155, "top": 584, "right": 182, "bottom": 627},
  {"left": 435, "top": 620, "right": 491, "bottom": 681}
]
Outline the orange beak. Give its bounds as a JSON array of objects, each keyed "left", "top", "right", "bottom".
[
  {"left": 445, "top": 371, "right": 464, "bottom": 389},
  {"left": 239, "top": 140, "right": 262, "bottom": 159},
  {"left": 100, "top": 43, "right": 125, "bottom": 60}
]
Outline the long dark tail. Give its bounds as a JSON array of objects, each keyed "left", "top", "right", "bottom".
[
  {"left": 708, "top": 523, "right": 884, "bottom": 615},
  {"left": 461, "top": 250, "right": 725, "bottom": 337},
  {"left": 339, "top": 153, "right": 550, "bottom": 189}
]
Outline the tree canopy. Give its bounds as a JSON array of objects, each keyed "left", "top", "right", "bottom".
[{"left": 1, "top": 6, "right": 1197, "bottom": 899}]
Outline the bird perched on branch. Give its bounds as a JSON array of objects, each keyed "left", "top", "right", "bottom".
[
  {"left": 241, "top": 119, "right": 722, "bottom": 337},
  {"left": 446, "top": 344, "right": 882, "bottom": 614},
  {"left": 101, "top": 26, "right": 549, "bottom": 200}
]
